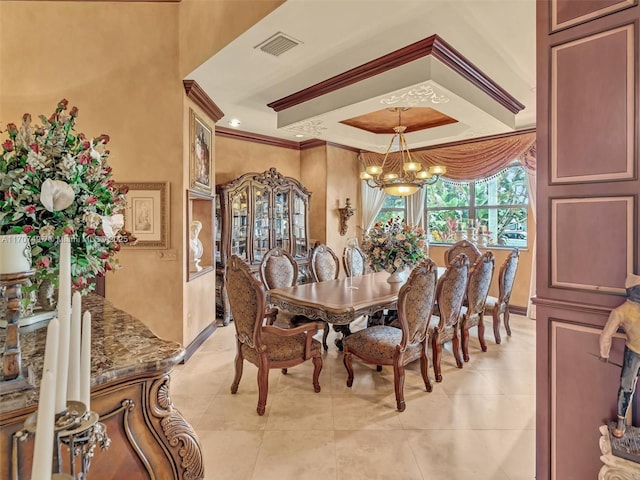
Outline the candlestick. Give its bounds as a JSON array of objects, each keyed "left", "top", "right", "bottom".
[
  {"left": 67, "top": 292, "right": 81, "bottom": 402},
  {"left": 56, "top": 238, "right": 71, "bottom": 413},
  {"left": 31, "top": 370, "right": 56, "bottom": 480},
  {"left": 80, "top": 311, "right": 91, "bottom": 410},
  {"left": 0, "top": 234, "right": 31, "bottom": 274},
  {"left": 43, "top": 317, "right": 60, "bottom": 380}
]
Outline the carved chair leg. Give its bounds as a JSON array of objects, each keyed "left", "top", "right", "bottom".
[
  {"left": 478, "top": 312, "right": 487, "bottom": 352},
  {"left": 452, "top": 328, "right": 463, "bottom": 369},
  {"left": 312, "top": 354, "right": 322, "bottom": 393},
  {"left": 393, "top": 360, "right": 406, "bottom": 412},
  {"left": 493, "top": 307, "right": 502, "bottom": 344},
  {"left": 461, "top": 320, "right": 470, "bottom": 363},
  {"left": 431, "top": 333, "right": 443, "bottom": 383},
  {"left": 504, "top": 306, "right": 512, "bottom": 337},
  {"left": 420, "top": 343, "right": 432, "bottom": 392},
  {"left": 343, "top": 349, "right": 354, "bottom": 387},
  {"left": 256, "top": 359, "right": 269, "bottom": 416},
  {"left": 230, "top": 342, "right": 244, "bottom": 394},
  {"left": 282, "top": 368, "right": 288, "bottom": 374}
]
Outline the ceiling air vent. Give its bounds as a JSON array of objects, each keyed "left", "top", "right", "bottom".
[{"left": 254, "top": 32, "right": 301, "bottom": 57}]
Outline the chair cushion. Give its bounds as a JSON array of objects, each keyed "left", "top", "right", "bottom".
[
  {"left": 484, "top": 296, "right": 498, "bottom": 312},
  {"left": 343, "top": 325, "right": 401, "bottom": 362},
  {"left": 241, "top": 333, "right": 321, "bottom": 364}
]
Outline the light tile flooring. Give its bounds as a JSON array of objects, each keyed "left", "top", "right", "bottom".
[{"left": 171, "top": 314, "right": 536, "bottom": 480}]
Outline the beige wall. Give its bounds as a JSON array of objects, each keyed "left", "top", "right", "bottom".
[
  {"left": 215, "top": 136, "right": 300, "bottom": 185},
  {"left": 300, "top": 146, "right": 328, "bottom": 246}
]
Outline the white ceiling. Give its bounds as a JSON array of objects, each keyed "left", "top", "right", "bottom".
[{"left": 187, "top": 0, "right": 536, "bottom": 151}]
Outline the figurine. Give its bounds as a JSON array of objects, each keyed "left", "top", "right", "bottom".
[
  {"left": 189, "top": 220, "right": 204, "bottom": 273},
  {"left": 600, "top": 273, "right": 640, "bottom": 438}
]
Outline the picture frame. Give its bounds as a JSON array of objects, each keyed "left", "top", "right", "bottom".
[
  {"left": 116, "top": 182, "right": 170, "bottom": 249},
  {"left": 189, "top": 109, "right": 213, "bottom": 194}
]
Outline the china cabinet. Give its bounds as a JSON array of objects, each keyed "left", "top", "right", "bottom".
[{"left": 215, "top": 168, "right": 311, "bottom": 324}]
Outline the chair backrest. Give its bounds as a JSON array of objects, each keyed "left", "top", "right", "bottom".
[
  {"left": 498, "top": 248, "right": 520, "bottom": 304},
  {"left": 444, "top": 240, "right": 481, "bottom": 266},
  {"left": 435, "top": 253, "right": 469, "bottom": 329},
  {"left": 397, "top": 258, "right": 438, "bottom": 346},
  {"left": 466, "top": 251, "right": 495, "bottom": 315},
  {"left": 226, "top": 255, "right": 265, "bottom": 348},
  {"left": 310, "top": 244, "right": 340, "bottom": 282},
  {"left": 343, "top": 245, "right": 367, "bottom": 277},
  {"left": 260, "top": 247, "right": 298, "bottom": 290}
]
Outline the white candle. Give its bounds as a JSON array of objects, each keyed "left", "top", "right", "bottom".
[
  {"left": 80, "top": 311, "right": 92, "bottom": 410},
  {"left": 0, "top": 234, "right": 31, "bottom": 274},
  {"left": 43, "top": 318, "right": 60, "bottom": 378},
  {"left": 30, "top": 370, "right": 56, "bottom": 480},
  {"left": 67, "top": 292, "right": 81, "bottom": 402},
  {"left": 55, "top": 238, "right": 71, "bottom": 413}
]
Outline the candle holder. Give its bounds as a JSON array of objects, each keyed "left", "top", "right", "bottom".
[
  {"left": 0, "top": 271, "right": 37, "bottom": 395},
  {"left": 13, "top": 400, "right": 110, "bottom": 480}
]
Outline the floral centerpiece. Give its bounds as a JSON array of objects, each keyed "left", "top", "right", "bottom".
[
  {"left": 0, "top": 99, "right": 131, "bottom": 301},
  {"left": 361, "top": 217, "right": 428, "bottom": 281}
]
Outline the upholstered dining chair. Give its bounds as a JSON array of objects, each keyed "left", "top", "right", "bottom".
[
  {"left": 342, "top": 259, "right": 438, "bottom": 411},
  {"left": 460, "top": 251, "right": 495, "bottom": 362},
  {"left": 444, "top": 239, "right": 481, "bottom": 266},
  {"left": 428, "top": 253, "right": 469, "bottom": 383},
  {"left": 342, "top": 244, "right": 367, "bottom": 277},
  {"left": 259, "top": 247, "right": 298, "bottom": 326},
  {"left": 484, "top": 248, "right": 520, "bottom": 344},
  {"left": 226, "top": 255, "right": 323, "bottom": 416},
  {"left": 305, "top": 243, "right": 341, "bottom": 350}
]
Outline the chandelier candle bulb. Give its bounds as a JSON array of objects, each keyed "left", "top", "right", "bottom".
[
  {"left": 80, "top": 310, "right": 91, "bottom": 410},
  {"left": 403, "top": 162, "right": 422, "bottom": 172},
  {"left": 0, "top": 234, "right": 32, "bottom": 274},
  {"left": 430, "top": 165, "right": 447, "bottom": 175},
  {"left": 55, "top": 238, "right": 71, "bottom": 414},
  {"left": 67, "top": 292, "right": 82, "bottom": 402},
  {"left": 30, "top": 370, "right": 56, "bottom": 480},
  {"left": 366, "top": 165, "right": 383, "bottom": 175}
]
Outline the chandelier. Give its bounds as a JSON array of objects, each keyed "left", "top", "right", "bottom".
[{"left": 359, "top": 108, "right": 447, "bottom": 196}]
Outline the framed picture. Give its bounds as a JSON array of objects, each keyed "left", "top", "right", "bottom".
[
  {"left": 117, "top": 182, "right": 170, "bottom": 249},
  {"left": 189, "top": 109, "right": 213, "bottom": 194}
]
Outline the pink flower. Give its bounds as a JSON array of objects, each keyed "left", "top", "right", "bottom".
[
  {"left": 63, "top": 226, "right": 74, "bottom": 235},
  {"left": 98, "top": 251, "right": 110, "bottom": 260},
  {"left": 24, "top": 205, "right": 36, "bottom": 214},
  {"left": 2, "top": 140, "right": 13, "bottom": 152},
  {"left": 22, "top": 225, "right": 35, "bottom": 234},
  {"left": 30, "top": 143, "right": 39, "bottom": 153},
  {"left": 37, "top": 257, "right": 51, "bottom": 268},
  {"left": 85, "top": 227, "right": 96, "bottom": 235},
  {"left": 6, "top": 123, "right": 18, "bottom": 137},
  {"left": 85, "top": 196, "right": 97, "bottom": 205}
]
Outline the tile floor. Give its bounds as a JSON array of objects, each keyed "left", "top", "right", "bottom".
[{"left": 171, "top": 314, "right": 536, "bottom": 480}]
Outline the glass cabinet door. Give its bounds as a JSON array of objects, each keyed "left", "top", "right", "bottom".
[
  {"left": 253, "top": 186, "right": 270, "bottom": 263},
  {"left": 215, "top": 194, "right": 221, "bottom": 264},
  {"left": 274, "top": 191, "right": 290, "bottom": 252},
  {"left": 292, "top": 193, "right": 307, "bottom": 258},
  {"left": 230, "top": 188, "right": 249, "bottom": 261}
]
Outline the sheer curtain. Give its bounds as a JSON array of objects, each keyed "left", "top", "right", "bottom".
[
  {"left": 406, "top": 188, "right": 426, "bottom": 228},
  {"left": 360, "top": 181, "right": 387, "bottom": 232}
]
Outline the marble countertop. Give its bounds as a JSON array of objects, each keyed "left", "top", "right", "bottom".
[{"left": 0, "top": 294, "right": 184, "bottom": 415}]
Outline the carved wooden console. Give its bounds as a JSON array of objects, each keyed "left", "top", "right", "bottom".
[{"left": 0, "top": 295, "right": 204, "bottom": 480}]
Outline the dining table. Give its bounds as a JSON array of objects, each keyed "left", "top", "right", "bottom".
[{"left": 267, "top": 267, "right": 447, "bottom": 348}]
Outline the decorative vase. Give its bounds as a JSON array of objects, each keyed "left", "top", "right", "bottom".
[{"left": 387, "top": 268, "right": 405, "bottom": 283}]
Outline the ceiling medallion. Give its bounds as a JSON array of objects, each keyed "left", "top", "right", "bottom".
[
  {"left": 359, "top": 108, "right": 446, "bottom": 197},
  {"left": 380, "top": 84, "right": 450, "bottom": 106},
  {"left": 284, "top": 119, "right": 327, "bottom": 137}
]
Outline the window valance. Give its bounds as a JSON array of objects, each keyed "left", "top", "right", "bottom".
[{"left": 360, "top": 131, "right": 536, "bottom": 182}]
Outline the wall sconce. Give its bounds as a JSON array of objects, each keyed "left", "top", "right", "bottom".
[{"left": 337, "top": 198, "right": 355, "bottom": 236}]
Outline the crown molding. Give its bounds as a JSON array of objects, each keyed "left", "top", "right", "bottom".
[
  {"left": 299, "top": 139, "right": 326, "bottom": 150},
  {"left": 215, "top": 127, "right": 301, "bottom": 150},
  {"left": 183, "top": 80, "right": 224, "bottom": 123},
  {"left": 267, "top": 34, "right": 525, "bottom": 115}
]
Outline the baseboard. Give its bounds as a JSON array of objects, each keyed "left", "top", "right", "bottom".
[
  {"left": 181, "top": 321, "right": 217, "bottom": 364},
  {"left": 509, "top": 305, "right": 528, "bottom": 316}
]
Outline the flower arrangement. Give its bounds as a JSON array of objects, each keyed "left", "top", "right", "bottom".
[
  {"left": 361, "top": 217, "right": 428, "bottom": 273},
  {"left": 0, "top": 99, "right": 132, "bottom": 295}
]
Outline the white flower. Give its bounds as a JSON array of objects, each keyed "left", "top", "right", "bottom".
[
  {"left": 395, "top": 233, "right": 406, "bottom": 241},
  {"left": 26, "top": 150, "right": 49, "bottom": 169},
  {"left": 39, "top": 224, "right": 55, "bottom": 239},
  {"left": 90, "top": 145, "right": 102, "bottom": 161},
  {"left": 59, "top": 153, "right": 78, "bottom": 179},
  {"left": 101, "top": 213, "right": 124, "bottom": 238},
  {"left": 83, "top": 212, "right": 102, "bottom": 229},
  {"left": 40, "top": 179, "right": 75, "bottom": 212}
]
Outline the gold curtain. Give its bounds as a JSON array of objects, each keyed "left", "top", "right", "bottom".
[{"left": 360, "top": 131, "right": 536, "bottom": 181}]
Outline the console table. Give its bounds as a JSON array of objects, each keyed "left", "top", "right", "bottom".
[{"left": 0, "top": 294, "right": 204, "bottom": 480}]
